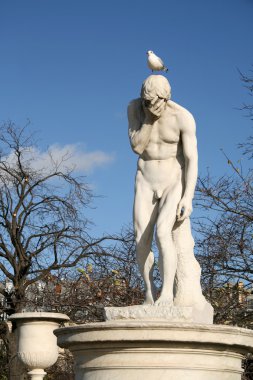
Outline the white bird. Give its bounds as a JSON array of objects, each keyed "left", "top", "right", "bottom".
[{"left": 146, "top": 50, "right": 168, "bottom": 72}]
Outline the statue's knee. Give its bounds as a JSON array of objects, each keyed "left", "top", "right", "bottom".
[
  {"left": 135, "top": 233, "right": 143, "bottom": 249},
  {"left": 134, "top": 225, "right": 142, "bottom": 242},
  {"left": 135, "top": 229, "right": 152, "bottom": 249},
  {"left": 156, "top": 227, "right": 170, "bottom": 245},
  {"left": 136, "top": 240, "right": 151, "bottom": 255}
]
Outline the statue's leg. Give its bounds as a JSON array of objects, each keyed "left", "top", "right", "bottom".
[
  {"left": 134, "top": 173, "right": 158, "bottom": 304},
  {"left": 155, "top": 182, "right": 181, "bottom": 306}
]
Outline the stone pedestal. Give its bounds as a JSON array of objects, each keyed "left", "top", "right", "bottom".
[
  {"left": 104, "top": 303, "right": 213, "bottom": 324},
  {"left": 55, "top": 320, "right": 253, "bottom": 380}
]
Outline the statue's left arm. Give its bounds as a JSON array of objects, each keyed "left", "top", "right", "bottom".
[{"left": 176, "top": 111, "right": 198, "bottom": 221}]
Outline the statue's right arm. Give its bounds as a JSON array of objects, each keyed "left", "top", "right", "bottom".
[{"left": 128, "top": 99, "right": 153, "bottom": 155}]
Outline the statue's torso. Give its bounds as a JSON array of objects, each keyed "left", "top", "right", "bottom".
[
  {"left": 141, "top": 104, "right": 181, "bottom": 161},
  {"left": 137, "top": 101, "right": 184, "bottom": 188}
]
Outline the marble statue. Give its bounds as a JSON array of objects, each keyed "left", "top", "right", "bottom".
[
  {"left": 53, "top": 75, "right": 253, "bottom": 380},
  {"left": 128, "top": 75, "right": 210, "bottom": 311}
]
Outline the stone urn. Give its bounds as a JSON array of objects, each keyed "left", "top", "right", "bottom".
[{"left": 9, "top": 312, "right": 70, "bottom": 380}]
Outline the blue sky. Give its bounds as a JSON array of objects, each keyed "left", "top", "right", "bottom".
[{"left": 0, "top": 0, "right": 253, "bottom": 236}]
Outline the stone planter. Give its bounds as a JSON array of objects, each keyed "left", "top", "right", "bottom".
[{"left": 9, "top": 312, "right": 69, "bottom": 380}]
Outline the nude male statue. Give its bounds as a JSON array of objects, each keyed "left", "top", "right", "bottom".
[{"left": 128, "top": 75, "right": 198, "bottom": 306}]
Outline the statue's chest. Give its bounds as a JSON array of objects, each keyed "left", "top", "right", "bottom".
[{"left": 150, "top": 118, "right": 180, "bottom": 144}]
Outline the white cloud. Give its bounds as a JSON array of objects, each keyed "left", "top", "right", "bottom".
[
  {"left": 47, "top": 144, "right": 114, "bottom": 172},
  {"left": 4, "top": 144, "right": 114, "bottom": 174}
]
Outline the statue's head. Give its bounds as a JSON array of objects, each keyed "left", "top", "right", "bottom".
[
  {"left": 141, "top": 75, "right": 171, "bottom": 100},
  {"left": 141, "top": 75, "right": 171, "bottom": 117}
]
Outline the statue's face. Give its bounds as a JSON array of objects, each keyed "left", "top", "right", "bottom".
[{"left": 142, "top": 96, "right": 167, "bottom": 118}]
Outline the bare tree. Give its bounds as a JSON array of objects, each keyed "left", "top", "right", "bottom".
[
  {"left": 20, "top": 226, "right": 144, "bottom": 322},
  {"left": 0, "top": 121, "right": 118, "bottom": 313},
  {"left": 239, "top": 65, "right": 253, "bottom": 120},
  {"left": 0, "top": 122, "right": 144, "bottom": 379},
  {"left": 194, "top": 66, "right": 253, "bottom": 379},
  {"left": 17, "top": 226, "right": 144, "bottom": 380},
  {"left": 0, "top": 121, "right": 121, "bottom": 379},
  {"left": 194, "top": 67, "right": 253, "bottom": 323},
  {"left": 195, "top": 164, "right": 253, "bottom": 291}
]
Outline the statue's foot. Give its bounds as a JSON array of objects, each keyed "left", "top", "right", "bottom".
[
  {"left": 154, "top": 296, "right": 173, "bottom": 307},
  {"left": 143, "top": 291, "right": 155, "bottom": 305}
]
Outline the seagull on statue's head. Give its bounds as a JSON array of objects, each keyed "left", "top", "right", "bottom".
[{"left": 146, "top": 50, "right": 168, "bottom": 72}]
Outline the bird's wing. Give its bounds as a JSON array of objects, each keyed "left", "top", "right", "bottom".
[{"left": 157, "top": 56, "right": 165, "bottom": 66}]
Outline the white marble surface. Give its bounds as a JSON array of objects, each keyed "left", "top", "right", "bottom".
[
  {"left": 128, "top": 75, "right": 212, "bottom": 316},
  {"left": 9, "top": 312, "right": 70, "bottom": 321},
  {"left": 104, "top": 304, "right": 192, "bottom": 322},
  {"left": 55, "top": 321, "right": 253, "bottom": 380},
  {"left": 10, "top": 312, "right": 69, "bottom": 380},
  {"left": 104, "top": 303, "right": 213, "bottom": 324}
]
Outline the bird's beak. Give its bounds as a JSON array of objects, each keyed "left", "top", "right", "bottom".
[{"left": 146, "top": 51, "right": 148, "bottom": 55}]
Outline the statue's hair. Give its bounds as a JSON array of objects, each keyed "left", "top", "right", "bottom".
[{"left": 141, "top": 75, "right": 171, "bottom": 100}]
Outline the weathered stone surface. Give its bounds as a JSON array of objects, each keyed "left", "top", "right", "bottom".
[
  {"left": 104, "top": 304, "right": 213, "bottom": 324},
  {"left": 55, "top": 321, "right": 253, "bottom": 380},
  {"left": 104, "top": 305, "right": 192, "bottom": 321},
  {"left": 10, "top": 312, "right": 69, "bottom": 380}
]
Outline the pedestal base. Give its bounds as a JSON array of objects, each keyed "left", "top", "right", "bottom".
[
  {"left": 104, "top": 303, "right": 213, "bottom": 324},
  {"left": 55, "top": 321, "right": 253, "bottom": 380},
  {"left": 28, "top": 368, "right": 46, "bottom": 380}
]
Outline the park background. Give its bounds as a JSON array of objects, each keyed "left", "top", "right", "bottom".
[{"left": 0, "top": 0, "right": 253, "bottom": 236}]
